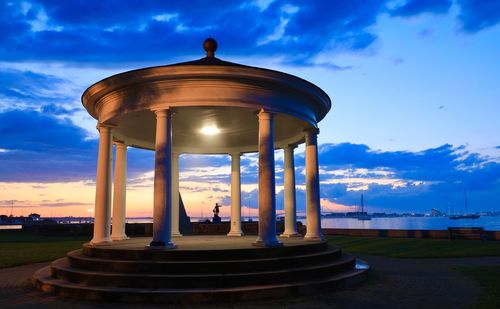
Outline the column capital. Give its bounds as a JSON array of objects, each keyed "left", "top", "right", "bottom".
[
  {"left": 257, "top": 109, "right": 274, "bottom": 120},
  {"left": 152, "top": 108, "right": 173, "bottom": 118},
  {"left": 96, "top": 123, "right": 116, "bottom": 132},
  {"left": 283, "top": 144, "right": 298, "bottom": 151},
  {"left": 304, "top": 127, "right": 320, "bottom": 146},
  {"left": 113, "top": 140, "right": 127, "bottom": 148},
  {"left": 303, "top": 127, "right": 320, "bottom": 136},
  {"left": 230, "top": 151, "right": 242, "bottom": 158}
]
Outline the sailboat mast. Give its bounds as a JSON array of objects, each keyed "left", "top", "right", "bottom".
[
  {"left": 464, "top": 190, "right": 468, "bottom": 215},
  {"left": 361, "top": 194, "right": 364, "bottom": 213}
]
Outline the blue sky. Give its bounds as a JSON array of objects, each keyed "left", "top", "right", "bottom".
[{"left": 0, "top": 0, "right": 499, "bottom": 216}]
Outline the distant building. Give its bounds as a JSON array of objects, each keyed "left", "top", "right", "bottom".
[
  {"left": 28, "top": 213, "right": 41, "bottom": 221},
  {"left": 431, "top": 208, "right": 443, "bottom": 217}
]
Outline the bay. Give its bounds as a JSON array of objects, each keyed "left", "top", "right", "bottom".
[{"left": 320, "top": 216, "right": 500, "bottom": 231}]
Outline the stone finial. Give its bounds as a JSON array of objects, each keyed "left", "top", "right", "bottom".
[{"left": 203, "top": 38, "right": 218, "bottom": 58}]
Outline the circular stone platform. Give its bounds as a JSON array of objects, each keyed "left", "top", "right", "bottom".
[{"left": 33, "top": 236, "right": 369, "bottom": 304}]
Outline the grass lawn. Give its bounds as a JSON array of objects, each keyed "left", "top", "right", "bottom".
[
  {"left": 328, "top": 236, "right": 500, "bottom": 307},
  {"left": 0, "top": 231, "right": 89, "bottom": 268},
  {"left": 0, "top": 232, "right": 498, "bottom": 307},
  {"left": 1, "top": 232, "right": 499, "bottom": 268},
  {"left": 458, "top": 266, "right": 500, "bottom": 309},
  {"left": 328, "top": 236, "right": 500, "bottom": 258}
]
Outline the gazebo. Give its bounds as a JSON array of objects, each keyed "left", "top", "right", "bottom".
[
  {"left": 83, "top": 38, "right": 329, "bottom": 248},
  {"left": 33, "top": 39, "right": 368, "bottom": 303}
]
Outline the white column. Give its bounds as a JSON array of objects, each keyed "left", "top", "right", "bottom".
[
  {"left": 91, "top": 124, "right": 113, "bottom": 245},
  {"left": 171, "top": 152, "right": 182, "bottom": 237},
  {"left": 149, "top": 109, "right": 176, "bottom": 249},
  {"left": 227, "top": 152, "right": 243, "bottom": 236},
  {"left": 281, "top": 145, "right": 300, "bottom": 237},
  {"left": 254, "top": 110, "right": 282, "bottom": 247},
  {"left": 111, "top": 141, "right": 128, "bottom": 241},
  {"left": 304, "top": 128, "right": 324, "bottom": 241}
]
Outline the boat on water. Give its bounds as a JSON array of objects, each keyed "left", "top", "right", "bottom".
[
  {"left": 357, "top": 194, "right": 371, "bottom": 221},
  {"left": 449, "top": 190, "right": 480, "bottom": 220},
  {"left": 449, "top": 214, "right": 480, "bottom": 219}
]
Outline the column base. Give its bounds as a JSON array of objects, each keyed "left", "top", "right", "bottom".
[
  {"left": 252, "top": 238, "right": 283, "bottom": 247},
  {"left": 111, "top": 235, "right": 129, "bottom": 241},
  {"left": 280, "top": 232, "right": 302, "bottom": 238},
  {"left": 89, "top": 237, "right": 112, "bottom": 245},
  {"left": 147, "top": 241, "right": 177, "bottom": 250},
  {"left": 227, "top": 231, "right": 244, "bottom": 237},
  {"left": 304, "top": 234, "right": 325, "bottom": 241},
  {"left": 171, "top": 232, "right": 183, "bottom": 237}
]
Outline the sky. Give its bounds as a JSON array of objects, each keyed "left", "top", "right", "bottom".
[{"left": 0, "top": 0, "right": 499, "bottom": 218}]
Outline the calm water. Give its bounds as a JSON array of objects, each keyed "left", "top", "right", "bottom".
[
  {"left": 320, "top": 216, "right": 500, "bottom": 230},
  {"left": 187, "top": 216, "right": 500, "bottom": 231},
  {"left": 2, "top": 216, "right": 499, "bottom": 231}
]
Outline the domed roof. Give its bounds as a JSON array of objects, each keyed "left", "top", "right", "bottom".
[{"left": 82, "top": 39, "right": 331, "bottom": 154}]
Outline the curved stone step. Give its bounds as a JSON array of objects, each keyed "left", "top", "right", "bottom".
[
  {"left": 33, "top": 261, "right": 369, "bottom": 303},
  {"left": 67, "top": 246, "right": 343, "bottom": 274},
  {"left": 82, "top": 239, "right": 328, "bottom": 261},
  {"left": 50, "top": 255, "right": 356, "bottom": 289}
]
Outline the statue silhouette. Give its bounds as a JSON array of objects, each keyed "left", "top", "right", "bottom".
[
  {"left": 212, "top": 203, "right": 222, "bottom": 223},
  {"left": 213, "top": 203, "right": 221, "bottom": 216}
]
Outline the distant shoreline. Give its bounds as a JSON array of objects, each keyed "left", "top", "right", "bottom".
[{"left": 2, "top": 214, "right": 500, "bottom": 232}]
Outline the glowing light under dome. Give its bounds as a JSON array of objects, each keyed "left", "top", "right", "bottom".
[{"left": 200, "top": 125, "right": 220, "bottom": 135}]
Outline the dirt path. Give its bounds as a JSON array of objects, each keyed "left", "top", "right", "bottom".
[{"left": 1, "top": 255, "right": 498, "bottom": 308}]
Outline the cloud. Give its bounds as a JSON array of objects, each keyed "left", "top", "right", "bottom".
[
  {"left": 0, "top": 68, "right": 77, "bottom": 113},
  {"left": 0, "top": 1, "right": 496, "bottom": 68},
  {"left": 418, "top": 28, "right": 434, "bottom": 37},
  {"left": 456, "top": 0, "right": 500, "bottom": 33},
  {"left": 173, "top": 142, "right": 500, "bottom": 213},
  {"left": 316, "top": 142, "right": 500, "bottom": 186},
  {"left": 0, "top": 1, "right": 383, "bottom": 66},
  {"left": 40, "top": 104, "right": 79, "bottom": 115},
  {"left": 0, "top": 199, "right": 92, "bottom": 208},
  {"left": 313, "top": 143, "right": 500, "bottom": 212},
  {"left": 0, "top": 109, "right": 98, "bottom": 182},
  {"left": 312, "top": 143, "right": 460, "bottom": 181},
  {"left": 389, "top": 0, "right": 452, "bottom": 17},
  {"left": 1, "top": 112, "right": 498, "bottom": 212}
]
